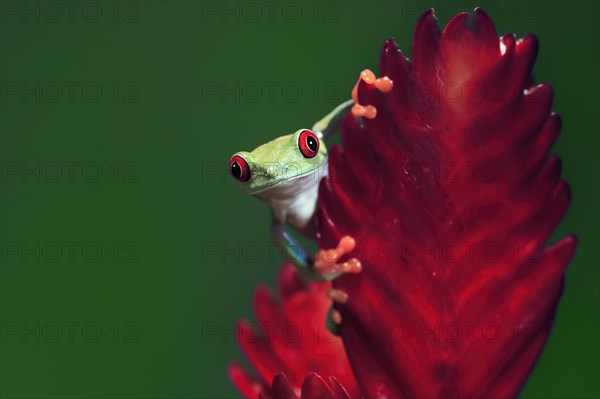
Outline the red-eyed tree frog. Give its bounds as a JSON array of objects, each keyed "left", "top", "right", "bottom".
[
  {"left": 228, "top": 100, "right": 361, "bottom": 328},
  {"left": 228, "top": 69, "right": 393, "bottom": 329}
]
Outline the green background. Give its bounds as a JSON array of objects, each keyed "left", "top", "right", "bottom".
[{"left": 0, "top": 0, "right": 598, "bottom": 397}]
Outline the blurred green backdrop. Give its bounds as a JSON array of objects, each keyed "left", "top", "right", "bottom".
[{"left": 0, "top": 1, "right": 598, "bottom": 398}]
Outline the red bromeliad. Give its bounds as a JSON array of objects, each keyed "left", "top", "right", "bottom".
[
  {"left": 230, "top": 8, "right": 576, "bottom": 399},
  {"left": 228, "top": 262, "right": 359, "bottom": 398}
]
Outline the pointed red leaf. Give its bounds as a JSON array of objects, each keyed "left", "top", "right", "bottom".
[{"left": 318, "top": 8, "right": 577, "bottom": 398}]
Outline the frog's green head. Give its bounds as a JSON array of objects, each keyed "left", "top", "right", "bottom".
[{"left": 229, "top": 129, "right": 327, "bottom": 195}]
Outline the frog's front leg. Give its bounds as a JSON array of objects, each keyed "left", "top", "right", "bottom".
[
  {"left": 270, "top": 223, "right": 361, "bottom": 282},
  {"left": 311, "top": 99, "right": 354, "bottom": 141},
  {"left": 269, "top": 222, "right": 317, "bottom": 281},
  {"left": 270, "top": 224, "right": 361, "bottom": 333}
]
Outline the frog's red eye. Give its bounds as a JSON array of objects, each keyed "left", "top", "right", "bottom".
[
  {"left": 298, "top": 130, "right": 320, "bottom": 158},
  {"left": 229, "top": 155, "right": 250, "bottom": 182}
]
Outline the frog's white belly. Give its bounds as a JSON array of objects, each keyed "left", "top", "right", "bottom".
[{"left": 255, "top": 165, "right": 327, "bottom": 237}]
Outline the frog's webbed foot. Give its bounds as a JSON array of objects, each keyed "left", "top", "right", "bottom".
[
  {"left": 271, "top": 227, "right": 361, "bottom": 331},
  {"left": 313, "top": 236, "right": 362, "bottom": 330},
  {"left": 313, "top": 236, "right": 362, "bottom": 280},
  {"left": 351, "top": 69, "right": 394, "bottom": 120}
]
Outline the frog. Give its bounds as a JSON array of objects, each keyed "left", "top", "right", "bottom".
[
  {"left": 228, "top": 69, "right": 394, "bottom": 330},
  {"left": 228, "top": 99, "right": 361, "bottom": 329}
]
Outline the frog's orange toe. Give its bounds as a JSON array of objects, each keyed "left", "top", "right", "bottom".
[
  {"left": 328, "top": 287, "right": 349, "bottom": 304},
  {"left": 314, "top": 236, "right": 361, "bottom": 279},
  {"left": 351, "top": 68, "right": 394, "bottom": 120}
]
